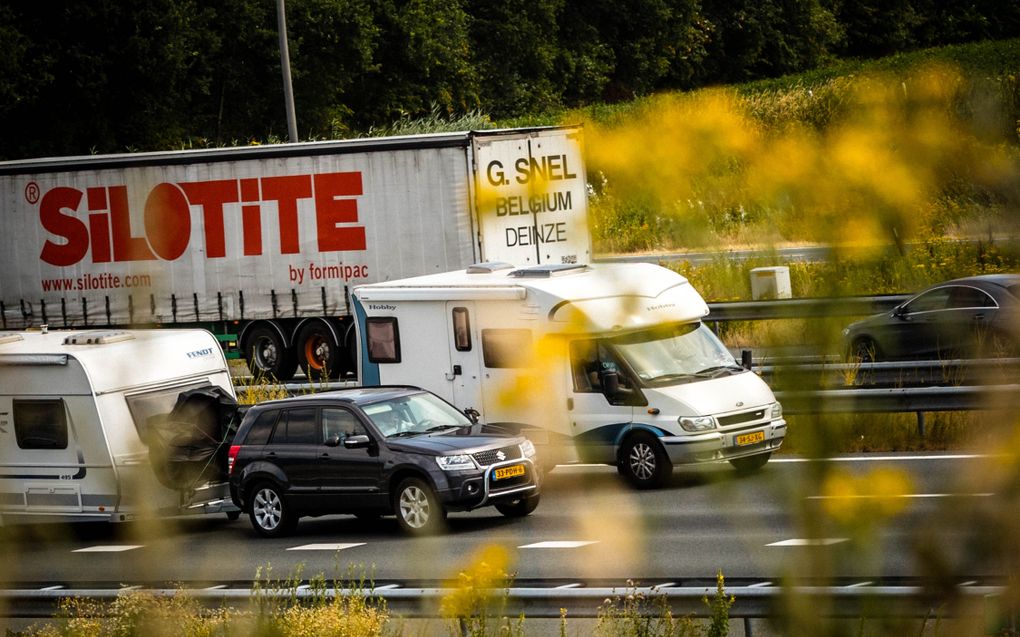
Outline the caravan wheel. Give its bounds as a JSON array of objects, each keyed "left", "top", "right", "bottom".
[
  {"left": 249, "top": 482, "right": 297, "bottom": 537},
  {"left": 618, "top": 432, "right": 672, "bottom": 489}
]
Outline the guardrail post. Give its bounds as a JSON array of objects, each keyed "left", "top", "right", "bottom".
[{"left": 916, "top": 412, "right": 926, "bottom": 438}]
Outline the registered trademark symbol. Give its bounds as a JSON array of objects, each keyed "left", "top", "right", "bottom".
[{"left": 24, "top": 181, "right": 40, "bottom": 204}]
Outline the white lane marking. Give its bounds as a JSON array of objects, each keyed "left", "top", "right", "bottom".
[
  {"left": 518, "top": 541, "right": 598, "bottom": 549},
  {"left": 39, "top": 585, "right": 64, "bottom": 591},
  {"left": 808, "top": 493, "right": 994, "bottom": 500},
  {"left": 651, "top": 582, "right": 676, "bottom": 589},
  {"left": 749, "top": 581, "right": 773, "bottom": 588},
  {"left": 120, "top": 585, "right": 141, "bottom": 591},
  {"left": 73, "top": 545, "right": 142, "bottom": 553},
  {"left": 846, "top": 581, "right": 873, "bottom": 588},
  {"left": 286, "top": 543, "right": 366, "bottom": 551},
  {"left": 203, "top": 585, "right": 227, "bottom": 591},
  {"left": 767, "top": 538, "right": 848, "bottom": 547},
  {"left": 374, "top": 584, "right": 401, "bottom": 590},
  {"left": 773, "top": 454, "right": 988, "bottom": 463},
  {"left": 555, "top": 583, "right": 583, "bottom": 589},
  {"left": 960, "top": 581, "right": 977, "bottom": 586}
]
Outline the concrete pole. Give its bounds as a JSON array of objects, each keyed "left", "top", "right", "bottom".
[{"left": 276, "top": 0, "right": 299, "bottom": 143}]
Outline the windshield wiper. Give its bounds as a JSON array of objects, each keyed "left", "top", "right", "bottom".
[
  {"left": 694, "top": 364, "right": 746, "bottom": 378},
  {"left": 424, "top": 424, "right": 465, "bottom": 434},
  {"left": 387, "top": 430, "right": 423, "bottom": 438},
  {"left": 649, "top": 373, "right": 701, "bottom": 384}
]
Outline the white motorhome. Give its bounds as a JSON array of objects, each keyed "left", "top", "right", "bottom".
[
  {"left": 0, "top": 328, "right": 238, "bottom": 524},
  {"left": 352, "top": 262, "right": 787, "bottom": 488}
]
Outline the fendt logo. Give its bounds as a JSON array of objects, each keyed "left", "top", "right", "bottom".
[{"left": 33, "top": 171, "right": 367, "bottom": 267}]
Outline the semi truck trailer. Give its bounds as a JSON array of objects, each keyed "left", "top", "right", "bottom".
[{"left": 0, "top": 127, "right": 590, "bottom": 380}]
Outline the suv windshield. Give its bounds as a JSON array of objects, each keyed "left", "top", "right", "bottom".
[
  {"left": 610, "top": 323, "right": 742, "bottom": 387},
  {"left": 362, "top": 392, "right": 472, "bottom": 438}
]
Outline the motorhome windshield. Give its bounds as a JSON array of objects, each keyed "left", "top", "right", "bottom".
[{"left": 610, "top": 323, "right": 743, "bottom": 387}]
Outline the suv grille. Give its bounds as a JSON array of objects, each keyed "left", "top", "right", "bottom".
[{"left": 473, "top": 445, "right": 521, "bottom": 467}]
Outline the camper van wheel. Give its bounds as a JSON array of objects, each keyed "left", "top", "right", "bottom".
[
  {"left": 619, "top": 433, "right": 672, "bottom": 489},
  {"left": 297, "top": 321, "right": 339, "bottom": 380},
  {"left": 394, "top": 477, "right": 446, "bottom": 535},
  {"left": 495, "top": 493, "right": 541, "bottom": 518},
  {"left": 730, "top": 453, "right": 771, "bottom": 475},
  {"left": 249, "top": 482, "right": 297, "bottom": 537},
  {"left": 245, "top": 326, "right": 298, "bottom": 381}
]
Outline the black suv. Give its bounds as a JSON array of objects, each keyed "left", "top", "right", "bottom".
[{"left": 228, "top": 386, "right": 541, "bottom": 536}]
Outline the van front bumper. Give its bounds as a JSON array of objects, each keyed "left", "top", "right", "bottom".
[{"left": 659, "top": 419, "right": 786, "bottom": 465}]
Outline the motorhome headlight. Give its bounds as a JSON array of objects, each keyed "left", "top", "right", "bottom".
[
  {"left": 771, "top": 401, "right": 783, "bottom": 419},
  {"left": 520, "top": 439, "right": 537, "bottom": 458},
  {"left": 678, "top": 416, "right": 717, "bottom": 432},
  {"left": 436, "top": 454, "right": 475, "bottom": 471}
]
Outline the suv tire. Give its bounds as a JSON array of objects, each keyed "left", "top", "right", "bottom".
[
  {"left": 249, "top": 482, "right": 297, "bottom": 537},
  {"left": 394, "top": 477, "right": 446, "bottom": 535}
]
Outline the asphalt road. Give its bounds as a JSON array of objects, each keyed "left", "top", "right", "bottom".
[{"left": 0, "top": 453, "right": 1008, "bottom": 588}]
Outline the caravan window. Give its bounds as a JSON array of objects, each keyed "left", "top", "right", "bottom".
[
  {"left": 125, "top": 382, "right": 209, "bottom": 445},
  {"left": 13, "top": 400, "right": 68, "bottom": 450},
  {"left": 452, "top": 307, "right": 472, "bottom": 351},
  {"left": 366, "top": 317, "right": 401, "bottom": 363},
  {"left": 482, "top": 329, "right": 533, "bottom": 368}
]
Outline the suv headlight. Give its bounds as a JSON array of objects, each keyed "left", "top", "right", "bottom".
[
  {"left": 520, "top": 439, "right": 536, "bottom": 458},
  {"left": 678, "top": 416, "right": 717, "bottom": 432},
  {"left": 771, "top": 401, "right": 783, "bottom": 419},
  {"left": 436, "top": 454, "right": 475, "bottom": 471}
]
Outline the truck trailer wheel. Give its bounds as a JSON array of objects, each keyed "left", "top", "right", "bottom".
[
  {"left": 618, "top": 432, "right": 672, "bottom": 489},
  {"left": 296, "top": 321, "right": 339, "bottom": 380},
  {"left": 245, "top": 325, "right": 297, "bottom": 381}
]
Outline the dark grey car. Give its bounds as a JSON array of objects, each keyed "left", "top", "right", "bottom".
[
  {"left": 228, "top": 386, "right": 541, "bottom": 536},
  {"left": 842, "top": 274, "right": 1020, "bottom": 361}
]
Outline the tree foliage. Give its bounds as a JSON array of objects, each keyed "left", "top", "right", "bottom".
[{"left": 0, "top": 0, "right": 1015, "bottom": 159}]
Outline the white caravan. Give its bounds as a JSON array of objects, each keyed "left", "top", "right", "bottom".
[
  {"left": 352, "top": 263, "right": 787, "bottom": 488},
  {"left": 0, "top": 329, "right": 238, "bottom": 524}
]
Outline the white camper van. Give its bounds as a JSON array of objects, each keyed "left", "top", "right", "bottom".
[
  {"left": 0, "top": 329, "right": 239, "bottom": 524},
  {"left": 352, "top": 263, "right": 787, "bottom": 488}
]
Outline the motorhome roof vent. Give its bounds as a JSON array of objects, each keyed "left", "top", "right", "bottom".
[
  {"left": 63, "top": 331, "right": 135, "bottom": 345},
  {"left": 508, "top": 264, "right": 588, "bottom": 278},
  {"left": 0, "top": 333, "right": 24, "bottom": 345},
  {"left": 467, "top": 262, "right": 515, "bottom": 274}
]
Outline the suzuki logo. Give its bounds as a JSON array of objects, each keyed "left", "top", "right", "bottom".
[{"left": 496, "top": 451, "right": 506, "bottom": 461}]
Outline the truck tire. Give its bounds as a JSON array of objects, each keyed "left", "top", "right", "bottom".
[
  {"left": 339, "top": 322, "right": 358, "bottom": 378},
  {"left": 618, "top": 432, "right": 672, "bottom": 489},
  {"left": 296, "top": 321, "right": 339, "bottom": 380},
  {"left": 245, "top": 325, "right": 297, "bottom": 380},
  {"left": 394, "top": 477, "right": 446, "bottom": 535}
]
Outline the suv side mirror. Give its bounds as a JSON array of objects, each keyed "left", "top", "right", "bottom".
[
  {"left": 463, "top": 408, "right": 481, "bottom": 424},
  {"left": 343, "top": 434, "right": 371, "bottom": 449}
]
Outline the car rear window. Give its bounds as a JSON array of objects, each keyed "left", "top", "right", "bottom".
[
  {"left": 270, "top": 408, "right": 317, "bottom": 444},
  {"left": 242, "top": 409, "right": 279, "bottom": 445}
]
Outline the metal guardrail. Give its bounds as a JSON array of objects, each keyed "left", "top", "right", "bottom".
[
  {"left": 706, "top": 295, "right": 909, "bottom": 321},
  {"left": 0, "top": 584, "right": 1009, "bottom": 621},
  {"left": 760, "top": 358, "right": 1020, "bottom": 388},
  {"left": 775, "top": 384, "right": 1020, "bottom": 415}
]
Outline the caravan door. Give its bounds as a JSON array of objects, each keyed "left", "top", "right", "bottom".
[{"left": 446, "top": 302, "right": 485, "bottom": 415}]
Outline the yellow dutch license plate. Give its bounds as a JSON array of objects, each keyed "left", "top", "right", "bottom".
[
  {"left": 736, "top": 431, "right": 765, "bottom": 446},
  {"left": 494, "top": 464, "right": 525, "bottom": 480}
]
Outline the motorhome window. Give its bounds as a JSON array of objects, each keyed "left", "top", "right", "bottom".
[
  {"left": 270, "top": 408, "right": 317, "bottom": 444},
  {"left": 13, "top": 400, "right": 68, "bottom": 450},
  {"left": 322, "top": 408, "right": 367, "bottom": 442},
  {"left": 482, "top": 329, "right": 533, "bottom": 368},
  {"left": 366, "top": 318, "right": 401, "bottom": 363},
  {"left": 125, "top": 382, "right": 210, "bottom": 445},
  {"left": 452, "top": 307, "right": 472, "bottom": 351},
  {"left": 243, "top": 410, "right": 279, "bottom": 445}
]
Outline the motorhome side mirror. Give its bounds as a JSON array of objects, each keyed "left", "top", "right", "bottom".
[
  {"left": 602, "top": 370, "right": 620, "bottom": 397},
  {"left": 325, "top": 434, "right": 342, "bottom": 447},
  {"left": 464, "top": 408, "right": 480, "bottom": 424},
  {"left": 343, "top": 434, "right": 371, "bottom": 449}
]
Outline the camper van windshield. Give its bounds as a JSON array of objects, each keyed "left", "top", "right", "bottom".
[{"left": 610, "top": 323, "right": 743, "bottom": 387}]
